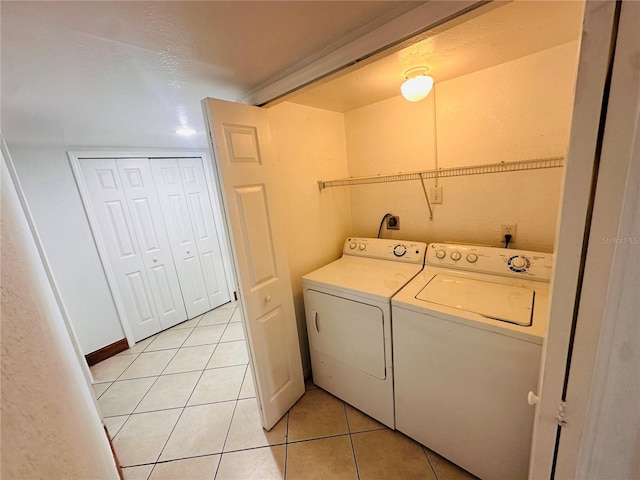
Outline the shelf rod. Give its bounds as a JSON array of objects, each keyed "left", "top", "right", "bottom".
[{"left": 318, "top": 157, "right": 564, "bottom": 190}]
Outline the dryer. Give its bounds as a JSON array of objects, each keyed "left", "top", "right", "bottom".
[
  {"left": 392, "top": 243, "right": 553, "bottom": 480},
  {"left": 302, "top": 237, "right": 427, "bottom": 428}
]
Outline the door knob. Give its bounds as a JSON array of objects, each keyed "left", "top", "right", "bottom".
[
  {"left": 186, "top": 249, "right": 191, "bottom": 254},
  {"left": 265, "top": 295, "right": 272, "bottom": 303},
  {"left": 527, "top": 391, "right": 540, "bottom": 406},
  {"left": 153, "top": 257, "right": 158, "bottom": 262}
]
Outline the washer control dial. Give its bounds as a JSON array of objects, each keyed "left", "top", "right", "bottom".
[
  {"left": 393, "top": 244, "right": 407, "bottom": 257},
  {"left": 466, "top": 253, "right": 478, "bottom": 263},
  {"left": 508, "top": 255, "right": 530, "bottom": 273},
  {"left": 450, "top": 251, "right": 462, "bottom": 261},
  {"left": 435, "top": 249, "right": 446, "bottom": 259},
  {"left": 358, "top": 243, "right": 366, "bottom": 250},
  {"left": 349, "top": 242, "right": 357, "bottom": 250}
]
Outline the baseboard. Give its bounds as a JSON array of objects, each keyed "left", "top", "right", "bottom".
[{"left": 85, "top": 338, "right": 129, "bottom": 366}]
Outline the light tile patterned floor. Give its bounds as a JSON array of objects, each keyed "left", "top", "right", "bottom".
[{"left": 92, "top": 301, "right": 477, "bottom": 480}]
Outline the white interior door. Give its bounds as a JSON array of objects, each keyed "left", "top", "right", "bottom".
[
  {"left": 151, "top": 158, "right": 211, "bottom": 318},
  {"left": 117, "top": 158, "right": 188, "bottom": 330},
  {"left": 203, "top": 97, "right": 304, "bottom": 430},
  {"left": 79, "top": 158, "right": 163, "bottom": 341},
  {"left": 177, "top": 158, "right": 231, "bottom": 308}
]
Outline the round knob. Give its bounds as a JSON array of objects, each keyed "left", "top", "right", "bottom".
[
  {"left": 466, "top": 253, "right": 478, "bottom": 263},
  {"left": 186, "top": 249, "right": 191, "bottom": 254},
  {"left": 435, "top": 249, "right": 446, "bottom": 259},
  {"left": 450, "top": 251, "right": 462, "bottom": 261},
  {"left": 265, "top": 295, "right": 272, "bottom": 303},
  {"left": 358, "top": 243, "right": 366, "bottom": 250},
  {"left": 153, "top": 257, "right": 158, "bottom": 263},
  {"left": 393, "top": 245, "right": 407, "bottom": 257},
  {"left": 349, "top": 242, "right": 357, "bottom": 250},
  {"left": 527, "top": 391, "right": 540, "bottom": 406},
  {"left": 512, "top": 257, "right": 526, "bottom": 269}
]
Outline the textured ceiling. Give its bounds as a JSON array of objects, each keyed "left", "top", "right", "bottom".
[
  {"left": 286, "top": 1, "right": 585, "bottom": 112},
  {"left": 1, "top": 1, "right": 421, "bottom": 147}
]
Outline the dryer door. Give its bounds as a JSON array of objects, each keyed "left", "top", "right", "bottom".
[{"left": 305, "top": 289, "right": 386, "bottom": 380}]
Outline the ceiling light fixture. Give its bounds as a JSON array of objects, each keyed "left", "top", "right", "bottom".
[
  {"left": 175, "top": 126, "right": 196, "bottom": 136},
  {"left": 401, "top": 67, "right": 434, "bottom": 102}
]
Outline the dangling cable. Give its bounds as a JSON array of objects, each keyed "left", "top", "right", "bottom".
[
  {"left": 419, "top": 173, "right": 434, "bottom": 221},
  {"left": 377, "top": 213, "right": 393, "bottom": 238}
]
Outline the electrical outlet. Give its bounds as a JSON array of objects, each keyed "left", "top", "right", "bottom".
[
  {"left": 501, "top": 224, "right": 517, "bottom": 243},
  {"left": 387, "top": 215, "right": 400, "bottom": 230},
  {"left": 430, "top": 186, "right": 443, "bottom": 204}
]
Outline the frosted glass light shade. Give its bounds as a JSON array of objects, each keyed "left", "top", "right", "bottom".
[{"left": 401, "top": 75, "right": 434, "bottom": 102}]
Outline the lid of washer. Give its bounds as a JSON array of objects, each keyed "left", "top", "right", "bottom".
[{"left": 415, "top": 274, "right": 535, "bottom": 326}]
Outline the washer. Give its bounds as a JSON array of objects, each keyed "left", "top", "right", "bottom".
[
  {"left": 303, "top": 237, "right": 427, "bottom": 428},
  {"left": 392, "top": 243, "right": 553, "bottom": 480}
]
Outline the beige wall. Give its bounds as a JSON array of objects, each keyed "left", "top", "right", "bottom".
[
  {"left": 344, "top": 42, "right": 580, "bottom": 252},
  {"left": 1, "top": 150, "right": 118, "bottom": 479},
  {"left": 268, "top": 102, "right": 352, "bottom": 372}
]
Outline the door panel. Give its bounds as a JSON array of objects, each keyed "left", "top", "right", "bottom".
[
  {"left": 150, "top": 159, "right": 211, "bottom": 318},
  {"left": 203, "top": 97, "right": 304, "bottom": 430},
  {"left": 178, "top": 158, "right": 230, "bottom": 308},
  {"left": 117, "top": 159, "right": 187, "bottom": 329},
  {"left": 79, "top": 159, "right": 162, "bottom": 341}
]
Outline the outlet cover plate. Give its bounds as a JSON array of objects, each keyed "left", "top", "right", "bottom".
[
  {"left": 387, "top": 215, "right": 400, "bottom": 230},
  {"left": 430, "top": 186, "right": 443, "bottom": 204}
]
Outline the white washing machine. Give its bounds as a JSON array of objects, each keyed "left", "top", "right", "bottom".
[
  {"left": 392, "top": 243, "right": 553, "bottom": 480},
  {"left": 302, "top": 237, "right": 427, "bottom": 428}
]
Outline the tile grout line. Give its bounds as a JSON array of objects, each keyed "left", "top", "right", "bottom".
[
  {"left": 422, "top": 446, "right": 440, "bottom": 480},
  {"left": 283, "top": 408, "right": 290, "bottom": 480},
  {"left": 344, "top": 402, "right": 361, "bottom": 480}
]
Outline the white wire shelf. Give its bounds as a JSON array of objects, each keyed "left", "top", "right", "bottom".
[{"left": 317, "top": 157, "right": 565, "bottom": 189}]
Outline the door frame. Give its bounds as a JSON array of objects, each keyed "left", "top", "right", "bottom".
[{"left": 69, "top": 149, "right": 235, "bottom": 346}]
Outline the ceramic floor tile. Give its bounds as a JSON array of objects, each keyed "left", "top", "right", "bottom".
[
  {"left": 286, "top": 435, "right": 358, "bottom": 480},
  {"left": 148, "top": 455, "right": 220, "bottom": 480},
  {"left": 104, "top": 415, "right": 129, "bottom": 439},
  {"left": 424, "top": 448, "right": 480, "bottom": 480},
  {"left": 352, "top": 429, "right": 436, "bottom": 480},
  {"left": 183, "top": 325, "right": 226, "bottom": 347},
  {"left": 345, "top": 404, "right": 385, "bottom": 433},
  {"left": 239, "top": 367, "right": 256, "bottom": 399},
  {"left": 119, "top": 350, "right": 177, "bottom": 380},
  {"left": 98, "top": 377, "right": 156, "bottom": 417},
  {"left": 135, "top": 371, "right": 201, "bottom": 413},
  {"left": 229, "top": 308, "right": 242, "bottom": 323},
  {"left": 162, "top": 344, "right": 216, "bottom": 375},
  {"left": 199, "top": 308, "right": 234, "bottom": 326},
  {"left": 122, "top": 464, "right": 154, "bottom": 480},
  {"left": 159, "top": 402, "right": 236, "bottom": 461},
  {"left": 170, "top": 316, "right": 203, "bottom": 330},
  {"left": 90, "top": 354, "right": 137, "bottom": 382},
  {"left": 113, "top": 408, "right": 182, "bottom": 467},
  {"left": 144, "top": 328, "right": 193, "bottom": 351},
  {"left": 188, "top": 365, "right": 246, "bottom": 406},
  {"left": 220, "top": 322, "right": 245, "bottom": 342},
  {"left": 224, "top": 398, "right": 286, "bottom": 452},
  {"left": 215, "top": 445, "right": 286, "bottom": 480},
  {"left": 121, "top": 336, "right": 154, "bottom": 355},
  {"left": 93, "top": 382, "right": 112, "bottom": 399},
  {"left": 217, "top": 301, "right": 238, "bottom": 310},
  {"left": 288, "top": 388, "right": 349, "bottom": 442},
  {"left": 207, "top": 340, "right": 249, "bottom": 368}
]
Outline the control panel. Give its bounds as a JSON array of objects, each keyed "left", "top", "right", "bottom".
[
  {"left": 343, "top": 237, "right": 427, "bottom": 264},
  {"left": 426, "top": 243, "right": 553, "bottom": 281}
]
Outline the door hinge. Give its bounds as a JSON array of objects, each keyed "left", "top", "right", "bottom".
[{"left": 556, "top": 401, "right": 567, "bottom": 427}]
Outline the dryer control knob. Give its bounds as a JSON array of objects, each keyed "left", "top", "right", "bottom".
[
  {"left": 466, "top": 253, "right": 478, "bottom": 263},
  {"left": 512, "top": 257, "right": 527, "bottom": 269},
  {"left": 358, "top": 243, "right": 366, "bottom": 250},
  {"left": 435, "top": 249, "right": 446, "bottom": 259},
  {"left": 349, "top": 242, "right": 357, "bottom": 250},
  {"left": 393, "top": 244, "right": 407, "bottom": 257},
  {"left": 450, "top": 251, "right": 462, "bottom": 261}
]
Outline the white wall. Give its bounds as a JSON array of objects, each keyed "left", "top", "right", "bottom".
[
  {"left": 9, "top": 145, "right": 125, "bottom": 353},
  {"left": 1, "top": 149, "right": 119, "bottom": 479},
  {"left": 344, "top": 42, "right": 580, "bottom": 252},
  {"left": 268, "top": 102, "right": 352, "bottom": 372}
]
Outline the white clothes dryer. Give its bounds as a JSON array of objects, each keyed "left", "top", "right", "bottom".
[
  {"left": 392, "top": 243, "right": 553, "bottom": 480},
  {"left": 303, "top": 237, "right": 427, "bottom": 428}
]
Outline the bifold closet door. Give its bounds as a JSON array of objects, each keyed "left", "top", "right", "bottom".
[
  {"left": 79, "top": 158, "right": 187, "bottom": 341},
  {"left": 150, "top": 158, "right": 228, "bottom": 318}
]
